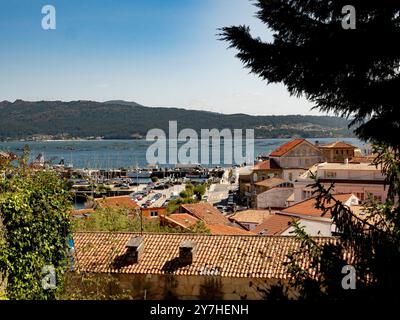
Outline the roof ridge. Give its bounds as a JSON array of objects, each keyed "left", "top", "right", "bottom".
[{"left": 72, "top": 231, "right": 338, "bottom": 240}]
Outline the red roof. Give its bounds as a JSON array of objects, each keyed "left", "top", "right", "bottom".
[
  {"left": 253, "top": 158, "right": 281, "bottom": 170},
  {"left": 71, "top": 209, "right": 95, "bottom": 216},
  {"left": 163, "top": 213, "right": 199, "bottom": 229},
  {"left": 163, "top": 213, "right": 253, "bottom": 235},
  {"left": 206, "top": 224, "right": 254, "bottom": 235},
  {"left": 349, "top": 155, "right": 377, "bottom": 164},
  {"left": 73, "top": 232, "right": 340, "bottom": 278},
  {"left": 180, "top": 203, "right": 230, "bottom": 225},
  {"left": 95, "top": 196, "right": 139, "bottom": 210},
  {"left": 253, "top": 214, "right": 297, "bottom": 235},
  {"left": 281, "top": 194, "right": 355, "bottom": 219},
  {"left": 269, "top": 139, "right": 306, "bottom": 157}
]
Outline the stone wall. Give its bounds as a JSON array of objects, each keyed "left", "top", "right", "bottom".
[{"left": 66, "top": 273, "right": 298, "bottom": 300}]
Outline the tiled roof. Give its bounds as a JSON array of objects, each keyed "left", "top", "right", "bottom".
[
  {"left": 162, "top": 213, "right": 200, "bottom": 229},
  {"left": 254, "top": 177, "right": 288, "bottom": 188},
  {"left": 180, "top": 203, "right": 230, "bottom": 225},
  {"left": 253, "top": 159, "right": 281, "bottom": 171},
  {"left": 206, "top": 224, "right": 254, "bottom": 235},
  {"left": 349, "top": 155, "right": 377, "bottom": 164},
  {"left": 72, "top": 209, "right": 95, "bottom": 216},
  {"left": 281, "top": 194, "right": 355, "bottom": 219},
  {"left": 253, "top": 214, "right": 297, "bottom": 235},
  {"left": 72, "top": 232, "right": 337, "bottom": 278},
  {"left": 230, "top": 210, "right": 271, "bottom": 225},
  {"left": 269, "top": 139, "right": 306, "bottom": 157},
  {"left": 95, "top": 196, "right": 139, "bottom": 210},
  {"left": 319, "top": 141, "right": 357, "bottom": 149},
  {"left": 163, "top": 213, "right": 253, "bottom": 235}
]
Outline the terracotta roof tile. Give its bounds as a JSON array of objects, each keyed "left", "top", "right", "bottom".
[
  {"left": 206, "top": 224, "right": 254, "bottom": 235},
  {"left": 162, "top": 213, "right": 253, "bottom": 235},
  {"left": 163, "top": 213, "right": 199, "bottom": 228},
  {"left": 349, "top": 154, "right": 377, "bottom": 164},
  {"left": 269, "top": 139, "right": 306, "bottom": 157},
  {"left": 72, "top": 209, "right": 95, "bottom": 216},
  {"left": 72, "top": 232, "right": 337, "bottom": 278},
  {"left": 253, "top": 158, "right": 281, "bottom": 170},
  {"left": 230, "top": 210, "right": 271, "bottom": 224},
  {"left": 180, "top": 203, "right": 229, "bottom": 225},
  {"left": 95, "top": 196, "right": 139, "bottom": 210},
  {"left": 281, "top": 194, "right": 355, "bottom": 219},
  {"left": 253, "top": 214, "right": 297, "bottom": 235}
]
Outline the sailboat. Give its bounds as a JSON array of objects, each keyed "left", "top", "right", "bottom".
[{"left": 126, "top": 162, "right": 152, "bottom": 178}]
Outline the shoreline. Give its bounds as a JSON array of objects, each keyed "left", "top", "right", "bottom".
[{"left": 0, "top": 136, "right": 358, "bottom": 143}]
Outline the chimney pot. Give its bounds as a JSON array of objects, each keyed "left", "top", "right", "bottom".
[
  {"left": 125, "top": 236, "right": 144, "bottom": 264},
  {"left": 179, "top": 240, "right": 197, "bottom": 264}
]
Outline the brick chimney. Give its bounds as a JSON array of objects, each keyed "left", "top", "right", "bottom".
[
  {"left": 179, "top": 240, "right": 197, "bottom": 264},
  {"left": 125, "top": 236, "right": 144, "bottom": 264}
]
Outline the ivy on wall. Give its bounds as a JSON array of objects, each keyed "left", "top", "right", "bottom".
[{"left": 0, "top": 158, "right": 72, "bottom": 300}]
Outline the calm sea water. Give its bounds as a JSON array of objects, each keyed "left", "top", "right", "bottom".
[{"left": 0, "top": 138, "right": 365, "bottom": 169}]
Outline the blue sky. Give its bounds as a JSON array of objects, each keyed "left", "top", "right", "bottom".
[{"left": 0, "top": 0, "right": 316, "bottom": 115}]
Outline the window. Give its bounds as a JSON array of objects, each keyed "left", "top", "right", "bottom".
[
  {"left": 355, "top": 192, "right": 365, "bottom": 201},
  {"left": 325, "top": 171, "right": 337, "bottom": 178},
  {"left": 150, "top": 211, "right": 158, "bottom": 217},
  {"left": 302, "top": 190, "right": 312, "bottom": 200},
  {"left": 288, "top": 172, "right": 293, "bottom": 181}
]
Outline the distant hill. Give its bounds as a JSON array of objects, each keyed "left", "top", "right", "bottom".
[{"left": 0, "top": 100, "right": 354, "bottom": 140}]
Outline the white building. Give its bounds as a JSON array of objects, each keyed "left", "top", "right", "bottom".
[
  {"left": 269, "top": 138, "right": 325, "bottom": 182},
  {"left": 279, "top": 193, "right": 360, "bottom": 236},
  {"left": 294, "top": 162, "right": 387, "bottom": 203}
]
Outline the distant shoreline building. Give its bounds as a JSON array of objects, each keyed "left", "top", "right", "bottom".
[{"left": 238, "top": 138, "right": 385, "bottom": 210}]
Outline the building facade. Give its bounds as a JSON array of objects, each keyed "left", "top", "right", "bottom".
[{"left": 294, "top": 162, "right": 387, "bottom": 203}]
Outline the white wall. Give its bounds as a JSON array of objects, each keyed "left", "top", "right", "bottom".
[
  {"left": 282, "top": 169, "right": 306, "bottom": 182},
  {"left": 281, "top": 219, "right": 332, "bottom": 236},
  {"left": 257, "top": 188, "right": 294, "bottom": 209}
]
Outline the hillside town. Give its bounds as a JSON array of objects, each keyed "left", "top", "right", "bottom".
[{"left": 7, "top": 138, "right": 374, "bottom": 299}]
